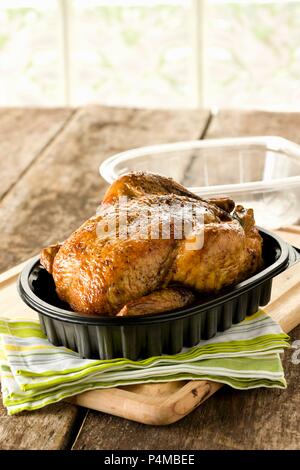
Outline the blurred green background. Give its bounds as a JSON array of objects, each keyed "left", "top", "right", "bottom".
[{"left": 0, "top": 0, "right": 299, "bottom": 109}]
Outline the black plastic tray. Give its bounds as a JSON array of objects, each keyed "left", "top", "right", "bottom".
[{"left": 18, "top": 228, "right": 300, "bottom": 360}]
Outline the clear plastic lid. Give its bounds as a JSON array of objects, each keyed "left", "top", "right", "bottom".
[{"left": 100, "top": 136, "right": 300, "bottom": 229}]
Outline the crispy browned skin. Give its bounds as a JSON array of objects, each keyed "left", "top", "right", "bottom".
[
  {"left": 40, "top": 172, "right": 263, "bottom": 316},
  {"left": 117, "top": 287, "right": 194, "bottom": 317},
  {"left": 102, "top": 172, "right": 232, "bottom": 222},
  {"left": 207, "top": 196, "right": 235, "bottom": 214},
  {"left": 40, "top": 243, "right": 61, "bottom": 274}
]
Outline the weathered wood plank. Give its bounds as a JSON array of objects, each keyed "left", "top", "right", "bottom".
[
  {"left": 0, "top": 106, "right": 210, "bottom": 273},
  {"left": 206, "top": 109, "right": 300, "bottom": 143},
  {"left": 0, "top": 107, "right": 80, "bottom": 450},
  {"left": 72, "top": 325, "right": 300, "bottom": 450},
  {"left": 0, "top": 106, "right": 210, "bottom": 450},
  {"left": 0, "top": 108, "right": 74, "bottom": 201},
  {"left": 0, "top": 402, "right": 83, "bottom": 450}
]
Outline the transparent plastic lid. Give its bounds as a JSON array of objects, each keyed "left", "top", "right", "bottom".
[{"left": 100, "top": 136, "right": 300, "bottom": 229}]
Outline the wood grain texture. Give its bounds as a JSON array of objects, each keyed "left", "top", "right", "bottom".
[
  {"left": 0, "top": 106, "right": 210, "bottom": 449},
  {"left": 0, "top": 108, "right": 74, "bottom": 202},
  {"left": 0, "top": 106, "right": 210, "bottom": 273},
  {"left": 69, "top": 380, "right": 222, "bottom": 426},
  {"left": 206, "top": 109, "right": 300, "bottom": 143},
  {"left": 0, "top": 401, "right": 83, "bottom": 450}
]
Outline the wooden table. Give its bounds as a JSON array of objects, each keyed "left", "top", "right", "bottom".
[{"left": 0, "top": 106, "right": 300, "bottom": 450}]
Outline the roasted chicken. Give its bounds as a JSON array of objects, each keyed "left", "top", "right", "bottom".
[{"left": 41, "top": 172, "right": 263, "bottom": 316}]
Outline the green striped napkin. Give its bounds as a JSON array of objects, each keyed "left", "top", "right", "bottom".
[{"left": 0, "top": 310, "right": 290, "bottom": 415}]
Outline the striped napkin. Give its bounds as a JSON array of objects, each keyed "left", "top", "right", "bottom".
[{"left": 0, "top": 310, "right": 289, "bottom": 415}]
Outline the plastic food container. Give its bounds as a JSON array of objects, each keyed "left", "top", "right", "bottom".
[
  {"left": 18, "top": 228, "right": 300, "bottom": 361},
  {"left": 100, "top": 136, "right": 300, "bottom": 229}
]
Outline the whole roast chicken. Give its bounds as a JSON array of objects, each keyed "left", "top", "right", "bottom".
[{"left": 41, "top": 172, "right": 263, "bottom": 316}]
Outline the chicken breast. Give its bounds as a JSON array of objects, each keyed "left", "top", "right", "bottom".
[{"left": 41, "top": 172, "right": 263, "bottom": 316}]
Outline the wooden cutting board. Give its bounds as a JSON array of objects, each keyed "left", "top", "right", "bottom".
[{"left": 1, "top": 227, "right": 300, "bottom": 425}]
